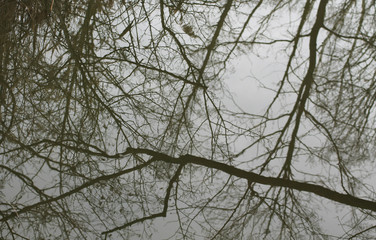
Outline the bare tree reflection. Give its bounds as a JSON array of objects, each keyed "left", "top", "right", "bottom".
[{"left": 1, "top": 0, "right": 376, "bottom": 239}]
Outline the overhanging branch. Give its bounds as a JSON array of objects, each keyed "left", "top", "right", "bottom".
[{"left": 127, "top": 147, "right": 376, "bottom": 212}]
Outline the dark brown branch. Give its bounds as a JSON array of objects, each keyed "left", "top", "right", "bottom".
[
  {"left": 198, "top": 0, "right": 233, "bottom": 84},
  {"left": 0, "top": 158, "right": 155, "bottom": 222},
  {"left": 282, "top": 0, "right": 329, "bottom": 175},
  {"left": 127, "top": 147, "right": 376, "bottom": 212}
]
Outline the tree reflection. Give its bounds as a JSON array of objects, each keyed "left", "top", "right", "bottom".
[{"left": 1, "top": 0, "right": 376, "bottom": 239}]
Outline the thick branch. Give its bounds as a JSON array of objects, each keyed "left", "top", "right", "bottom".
[
  {"left": 128, "top": 148, "right": 376, "bottom": 212},
  {"left": 283, "top": 0, "right": 329, "bottom": 174}
]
